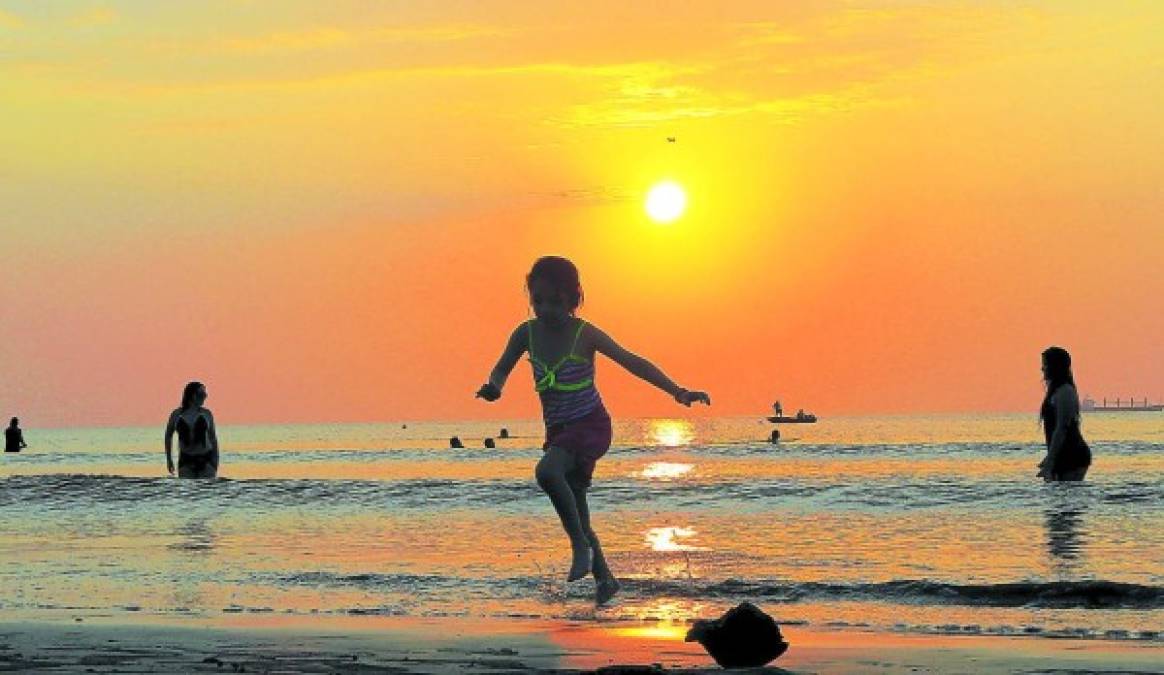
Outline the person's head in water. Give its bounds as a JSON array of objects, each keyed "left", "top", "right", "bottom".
[
  {"left": 180, "top": 381, "right": 208, "bottom": 410},
  {"left": 8, "top": 417, "right": 17, "bottom": 429},
  {"left": 1040, "top": 346, "right": 1077, "bottom": 422},
  {"left": 1041, "top": 347, "right": 1075, "bottom": 392},
  {"left": 526, "top": 256, "right": 583, "bottom": 328}
]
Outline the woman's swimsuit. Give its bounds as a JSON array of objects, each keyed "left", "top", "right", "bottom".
[
  {"left": 1041, "top": 390, "right": 1091, "bottom": 476},
  {"left": 176, "top": 410, "right": 218, "bottom": 477},
  {"left": 529, "top": 319, "right": 611, "bottom": 487}
]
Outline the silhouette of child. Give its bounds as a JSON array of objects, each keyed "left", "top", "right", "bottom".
[{"left": 476, "top": 256, "right": 710, "bottom": 605}]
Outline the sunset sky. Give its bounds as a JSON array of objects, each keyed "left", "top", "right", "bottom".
[{"left": 2, "top": 1, "right": 1162, "bottom": 427}]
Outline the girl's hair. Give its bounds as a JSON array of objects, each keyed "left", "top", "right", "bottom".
[
  {"left": 526, "top": 256, "right": 583, "bottom": 311},
  {"left": 180, "top": 381, "right": 205, "bottom": 410},
  {"left": 1040, "top": 346, "right": 1076, "bottom": 424}
]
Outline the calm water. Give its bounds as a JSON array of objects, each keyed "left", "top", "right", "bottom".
[{"left": 2, "top": 414, "right": 1162, "bottom": 641}]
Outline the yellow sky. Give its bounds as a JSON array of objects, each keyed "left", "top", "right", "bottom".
[{"left": 1, "top": 1, "right": 1162, "bottom": 426}]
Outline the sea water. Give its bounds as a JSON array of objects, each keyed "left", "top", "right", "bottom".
[{"left": 1, "top": 413, "right": 1161, "bottom": 640}]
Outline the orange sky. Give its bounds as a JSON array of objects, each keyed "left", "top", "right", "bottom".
[{"left": 1, "top": 2, "right": 1162, "bottom": 427}]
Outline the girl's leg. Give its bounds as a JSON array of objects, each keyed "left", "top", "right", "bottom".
[
  {"left": 570, "top": 479, "right": 621, "bottom": 605},
  {"left": 535, "top": 446, "right": 591, "bottom": 581},
  {"left": 569, "top": 480, "right": 611, "bottom": 580}
]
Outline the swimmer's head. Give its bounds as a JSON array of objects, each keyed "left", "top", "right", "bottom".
[
  {"left": 1041, "top": 346, "right": 1073, "bottom": 388},
  {"left": 180, "top": 381, "right": 208, "bottom": 410}
]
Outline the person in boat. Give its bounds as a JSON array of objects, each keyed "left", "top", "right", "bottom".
[
  {"left": 795, "top": 409, "right": 806, "bottom": 420},
  {"left": 1036, "top": 347, "right": 1091, "bottom": 481},
  {"left": 164, "top": 381, "right": 220, "bottom": 478},
  {"left": 5, "top": 417, "right": 28, "bottom": 453},
  {"left": 771, "top": 401, "right": 783, "bottom": 417}
]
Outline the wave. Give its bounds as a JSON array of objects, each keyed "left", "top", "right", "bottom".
[
  {"left": 626, "top": 578, "right": 1164, "bottom": 610},
  {"left": 270, "top": 571, "right": 1164, "bottom": 610},
  {"left": 4, "top": 474, "right": 1162, "bottom": 515}
]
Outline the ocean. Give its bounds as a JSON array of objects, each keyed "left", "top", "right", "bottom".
[{"left": 2, "top": 413, "right": 1161, "bottom": 642}]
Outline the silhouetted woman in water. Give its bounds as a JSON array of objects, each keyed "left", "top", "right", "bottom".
[
  {"left": 1037, "top": 347, "right": 1091, "bottom": 481},
  {"left": 165, "top": 381, "right": 220, "bottom": 478},
  {"left": 5, "top": 417, "right": 27, "bottom": 453}
]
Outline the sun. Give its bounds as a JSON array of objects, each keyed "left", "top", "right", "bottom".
[{"left": 645, "top": 181, "right": 687, "bottom": 223}]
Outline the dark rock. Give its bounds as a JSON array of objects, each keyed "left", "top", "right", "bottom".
[
  {"left": 685, "top": 602, "right": 789, "bottom": 668},
  {"left": 449, "top": 436, "right": 464, "bottom": 449},
  {"left": 483, "top": 437, "right": 496, "bottom": 448},
  {"left": 499, "top": 428, "right": 510, "bottom": 439}
]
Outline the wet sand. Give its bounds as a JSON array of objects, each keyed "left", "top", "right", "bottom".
[{"left": 1, "top": 617, "right": 1160, "bottom": 674}]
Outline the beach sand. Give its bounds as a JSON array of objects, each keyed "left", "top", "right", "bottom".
[{"left": 1, "top": 617, "right": 1160, "bottom": 674}]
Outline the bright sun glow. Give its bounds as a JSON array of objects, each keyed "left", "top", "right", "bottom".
[
  {"left": 645, "top": 181, "right": 687, "bottom": 223},
  {"left": 648, "top": 419, "right": 695, "bottom": 447}
]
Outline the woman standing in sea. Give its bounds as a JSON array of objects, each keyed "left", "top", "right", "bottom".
[{"left": 1037, "top": 346, "right": 1091, "bottom": 481}]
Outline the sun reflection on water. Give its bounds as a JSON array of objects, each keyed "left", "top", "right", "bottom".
[
  {"left": 610, "top": 623, "right": 690, "bottom": 640},
  {"left": 648, "top": 419, "right": 695, "bottom": 447},
  {"left": 618, "top": 598, "right": 709, "bottom": 625},
  {"left": 645, "top": 526, "right": 706, "bottom": 552},
  {"left": 639, "top": 462, "right": 695, "bottom": 480}
]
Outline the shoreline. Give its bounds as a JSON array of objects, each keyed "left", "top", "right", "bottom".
[{"left": 2, "top": 616, "right": 1161, "bottom": 674}]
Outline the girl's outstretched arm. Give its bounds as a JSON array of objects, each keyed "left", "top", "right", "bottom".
[
  {"left": 591, "top": 324, "right": 710, "bottom": 406},
  {"left": 477, "top": 323, "right": 528, "bottom": 401}
]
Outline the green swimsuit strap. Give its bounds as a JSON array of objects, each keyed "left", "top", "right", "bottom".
[{"left": 529, "top": 319, "right": 592, "bottom": 392}]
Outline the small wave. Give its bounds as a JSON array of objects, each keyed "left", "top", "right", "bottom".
[
  {"left": 264, "top": 570, "right": 1164, "bottom": 610},
  {"left": 622, "top": 578, "right": 1164, "bottom": 609}
]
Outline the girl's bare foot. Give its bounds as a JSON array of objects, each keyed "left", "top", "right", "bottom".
[
  {"left": 567, "top": 547, "right": 592, "bottom": 582},
  {"left": 596, "top": 577, "right": 621, "bottom": 605}
]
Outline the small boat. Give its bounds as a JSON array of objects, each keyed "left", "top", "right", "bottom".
[
  {"left": 768, "top": 400, "right": 817, "bottom": 423},
  {"left": 768, "top": 414, "right": 817, "bottom": 424}
]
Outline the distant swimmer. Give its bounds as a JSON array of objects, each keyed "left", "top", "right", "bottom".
[
  {"left": 666, "top": 137, "right": 676, "bottom": 143},
  {"left": 769, "top": 428, "right": 780, "bottom": 444},
  {"left": 1037, "top": 347, "right": 1091, "bottom": 481},
  {"left": 5, "top": 418, "right": 27, "bottom": 453},
  {"left": 164, "top": 382, "right": 220, "bottom": 478}
]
